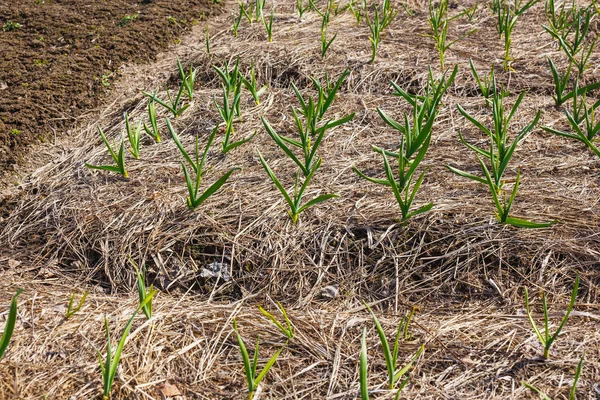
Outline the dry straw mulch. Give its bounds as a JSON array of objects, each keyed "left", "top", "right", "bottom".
[{"left": 1, "top": 0, "right": 600, "bottom": 398}]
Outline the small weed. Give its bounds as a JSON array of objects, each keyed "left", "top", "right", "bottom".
[
  {"left": 65, "top": 291, "right": 88, "bottom": 319},
  {"left": 3, "top": 21, "right": 22, "bottom": 32},
  {"left": 258, "top": 302, "right": 293, "bottom": 339},
  {"left": 118, "top": 13, "right": 139, "bottom": 27}
]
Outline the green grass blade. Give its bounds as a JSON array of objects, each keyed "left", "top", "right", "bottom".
[
  {"left": 258, "top": 151, "right": 296, "bottom": 213},
  {"left": 547, "top": 275, "right": 579, "bottom": 348},
  {"left": 353, "top": 166, "right": 393, "bottom": 186},
  {"left": 360, "top": 327, "right": 369, "bottom": 400},
  {"left": 393, "top": 344, "right": 424, "bottom": 384},
  {"left": 85, "top": 164, "right": 123, "bottom": 174},
  {"left": 0, "top": 289, "right": 23, "bottom": 360},
  {"left": 233, "top": 320, "right": 254, "bottom": 391},
  {"left": 522, "top": 381, "right": 553, "bottom": 400},
  {"left": 457, "top": 104, "right": 493, "bottom": 137},
  {"left": 504, "top": 217, "right": 557, "bottom": 228},
  {"left": 261, "top": 117, "right": 307, "bottom": 176},
  {"left": 190, "top": 168, "right": 239, "bottom": 209},
  {"left": 253, "top": 345, "right": 284, "bottom": 388},
  {"left": 446, "top": 165, "right": 487, "bottom": 185},
  {"left": 296, "top": 193, "right": 339, "bottom": 215},
  {"left": 364, "top": 302, "right": 395, "bottom": 388},
  {"left": 570, "top": 354, "right": 584, "bottom": 400}
]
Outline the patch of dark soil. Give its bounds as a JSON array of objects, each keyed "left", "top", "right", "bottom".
[{"left": 0, "top": 0, "right": 219, "bottom": 175}]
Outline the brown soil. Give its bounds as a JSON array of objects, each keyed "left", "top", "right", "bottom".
[{"left": 0, "top": 0, "right": 219, "bottom": 176}]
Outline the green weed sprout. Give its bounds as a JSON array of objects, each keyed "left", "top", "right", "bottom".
[
  {"left": 426, "top": 0, "right": 476, "bottom": 70},
  {"left": 143, "top": 78, "right": 190, "bottom": 118},
  {"left": 205, "top": 27, "right": 211, "bottom": 55},
  {"left": 65, "top": 290, "right": 88, "bottom": 319},
  {"left": 360, "top": 327, "right": 369, "bottom": 400},
  {"left": 86, "top": 127, "right": 128, "bottom": 178},
  {"left": 544, "top": 6, "right": 597, "bottom": 76},
  {"left": 258, "top": 302, "right": 293, "bottom": 339},
  {"left": 0, "top": 289, "right": 23, "bottom": 361},
  {"left": 240, "top": 61, "right": 267, "bottom": 105},
  {"left": 2, "top": 21, "right": 22, "bottom": 31},
  {"left": 99, "top": 290, "right": 156, "bottom": 400},
  {"left": 143, "top": 98, "right": 161, "bottom": 143},
  {"left": 263, "top": 8, "right": 274, "bottom": 42},
  {"left": 524, "top": 275, "right": 579, "bottom": 359},
  {"left": 542, "top": 83, "right": 600, "bottom": 158},
  {"left": 448, "top": 77, "right": 555, "bottom": 228},
  {"left": 355, "top": 67, "right": 457, "bottom": 221},
  {"left": 124, "top": 112, "right": 142, "bottom": 159},
  {"left": 167, "top": 120, "right": 239, "bottom": 209},
  {"left": 233, "top": 319, "right": 284, "bottom": 400},
  {"left": 128, "top": 257, "right": 153, "bottom": 320},
  {"left": 364, "top": 302, "right": 424, "bottom": 392},
  {"left": 492, "top": 0, "right": 540, "bottom": 71},
  {"left": 523, "top": 354, "right": 583, "bottom": 399},
  {"left": 258, "top": 152, "right": 339, "bottom": 224},
  {"left": 547, "top": 57, "right": 600, "bottom": 106},
  {"left": 366, "top": 0, "right": 398, "bottom": 63}
]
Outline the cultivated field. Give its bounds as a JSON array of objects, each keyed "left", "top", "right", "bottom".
[{"left": 1, "top": 0, "right": 600, "bottom": 399}]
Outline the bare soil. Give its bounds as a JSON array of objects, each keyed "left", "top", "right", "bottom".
[{"left": 0, "top": 0, "right": 219, "bottom": 176}]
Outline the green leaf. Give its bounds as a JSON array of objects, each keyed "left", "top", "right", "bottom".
[
  {"left": 189, "top": 168, "right": 239, "bottom": 209},
  {"left": 360, "top": 327, "right": 369, "bottom": 400},
  {"left": 522, "top": 381, "right": 553, "bottom": 400},
  {"left": 253, "top": 345, "right": 284, "bottom": 388},
  {"left": 222, "top": 132, "right": 256, "bottom": 153},
  {"left": 353, "top": 166, "right": 393, "bottom": 186},
  {"left": 258, "top": 151, "right": 295, "bottom": 213},
  {"left": 233, "top": 320, "right": 254, "bottom": 391},
  {"left": 297, "top": 193, "right": 339, "bottom": 214},
  {"left": 261, "top": 117, "right": 308, "bottom": 176},
  {"left": 446, "top": 165, "right": 487, "bottom": 185},
  {"left": 503, "top": 217, "right": 557, "bottom": 228},
  {"left": 364, "top": 302, "right": 395, "bottom": 388},
  {"left": 393, "top": 344, "right": 424, "bottom": 384},
  {"left": 0, "top": 289, "right": 23, "bottom": 360}
]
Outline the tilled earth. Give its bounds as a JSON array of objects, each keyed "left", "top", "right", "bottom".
[{"left": 0, "top": 0, "right": 219, "bottom": 175}]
